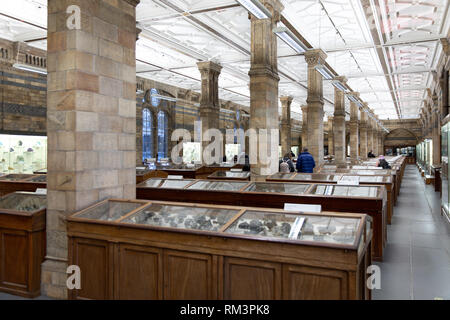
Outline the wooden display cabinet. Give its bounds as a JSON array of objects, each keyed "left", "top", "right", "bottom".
[
  {"left": 137, "top": 179, "right": 387, "bottom": 260},
  {"left": 136, "top": 168, "right": 168, "bottom": 184},
  {"left": 207, "top": 170, "right": 251, "bottom": 181},
  {"left": 0, "top": 192, "right": 46, "bottom": 298},
  {"left": 267, "top": 172, "right": 395, "bottom": 224},
  {"left": 67, "top": 199, "right": 373, "bottom": 300},
  {"left": 154, "top": 163, "right": 205, "bottom": 179},
  {"left": 0, "top": 174, "right": 46, "bottom": 197}
]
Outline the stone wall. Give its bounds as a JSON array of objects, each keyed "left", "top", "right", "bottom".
[{"left": 0, "top": 39, "right": 47, "bottom": 135}]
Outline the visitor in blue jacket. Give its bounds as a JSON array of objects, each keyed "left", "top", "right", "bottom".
[{"left": 296, "top": 148, "right": 316, "bottom": 173}]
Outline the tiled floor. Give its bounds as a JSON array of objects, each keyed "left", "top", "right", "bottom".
[
  {"left": 1, "top": 164, "right": 449, "bottom": 300},
  {"left": 373, "top": 165, "right": 450, "bottom": 300}
]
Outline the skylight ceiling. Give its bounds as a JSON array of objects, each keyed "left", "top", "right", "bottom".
[{"left": 0, "top": 0, "right": 448, "bottom": 121}]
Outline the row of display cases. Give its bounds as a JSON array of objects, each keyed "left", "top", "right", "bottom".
[
  {"left": 67, "top": 199, "right": 373, "bottom": 300},
  {"left": 267, "top": 172, "right": 394, "bottom": 224},
  {"left": 137, "top": 178, "right": 387, "bottom": 260},
  {"left": 0, "top": 191, "right": 373, "bottom": 300}
]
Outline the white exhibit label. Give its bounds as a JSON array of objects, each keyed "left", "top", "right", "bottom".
[
  {"left": 284, "top": 203, "right": 322, "bottom": 213},
  {"left": 230, "top": 168, "right": 243, "bottom": 172},
  {"left": 167, "top": 175, "right": 184, "bottom": 180},
  {"left": 35, "top": 188, "right": 47, "bottom": 195}
]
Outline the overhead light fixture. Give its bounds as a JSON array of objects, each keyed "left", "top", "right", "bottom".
[
  {"left": 314, "top": 63, "right": 333, "bottom": 80},
  {"left": 273, "top": 27, "right": 308, "bottom": 53},
  {"left": 236, "top": 0, "right": 272, "bottom": 19},
  {"left": 13, "top": 63, "right": 47, "bottom": 75},
  {"left": 151, "top": 93, "right": 177, "bottom": 102},
  {"left": 347, "top": 94, "right": 359, "bottom": 103},
  {"left": 332, "top": 80, "right": 347, "bottom": 92}
]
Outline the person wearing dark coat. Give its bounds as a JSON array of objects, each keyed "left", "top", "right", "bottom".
[
  {"left": 279, "top": 153, "right": 295, "bottom": 173},
  {"left": 367, "top": 150, "right": 376, "bottom": 158},
  {"left": 296, "top": 148, "right": 316, "bottom": 173}
]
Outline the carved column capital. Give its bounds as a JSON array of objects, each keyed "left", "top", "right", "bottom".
[{"left": 304, "top": 49, "right": 328, "bottom": 68}]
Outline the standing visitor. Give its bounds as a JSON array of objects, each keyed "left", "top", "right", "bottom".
[{"left": 296, "top": 148, "right": 316, "bottom": 173}]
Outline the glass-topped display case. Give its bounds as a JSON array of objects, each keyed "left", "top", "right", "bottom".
[
  {"left": 0, "top": 173, "right": 47, "bottom": 197},
  {"left": 243, "top": 182, "right": 311, "bottom": 195},
  {"left": 0, "top": 192, "right": 47, "bottom": 298},
  {"left": 0, "top": 191, "right": 46, "bottom": 214},
  {"left": 67, "top": 199, "right": 373, "bottom": 300},
  {"left": 207, "top": 170, "right": 251, "bottom": 180},
  {"left": 0, "top": 134, "right": 47, "bottom": 174},
  {"left": 187, "top": 180, "right": 248, "bottom": 191},
  {"left": 310, "top": 184, "right": 379, "bottom": 198}
]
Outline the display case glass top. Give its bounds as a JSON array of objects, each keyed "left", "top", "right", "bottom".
[
  {"left": 225, "top": 211, "right": 361, "bottom": 245},
  {"left": 0, "top": 192, "right": 46, "bottom": 213},
  {"left": 26, "top": 175, "right": 46, "bottom": 183},
  {"left": 139, "top": 179, "right": 164, "bottom": 188},
  {"left": 310, "top": 184, "right": 379, "bottom": 198},
  {"left": 187, "top": 180, "right": 248, "bottom": 191},
  {"left": 345, "top": 175, "right": 391, "bottom": 183},
  {"left": 155, "top": 163, "right": 203, "bottom": 171},
  {"left": 293, "top": 173, "right": 340, "bottom": 181},
  {"left": 267, "top": 173, "right": 295, "bottom": 180},
  {"left": 0, "top": 174, "right": 33, "bottom": 181},
  {"left": 208, "top": 170, "right": 251, "bottom": 179},
  {"left": 244, "top": 182, "right": 311, "bottom": 195},
  {"left": 122, "top": 203, "right": 239, "bottom": 232},
  {"left": 69, "top": 199, "right": 371, "bottom": 249},
  {"left": 76, "top": 200, "right": 145, "bottom": 222},
  {"left": 160, "top": 179, "right": 194, "bottom": 189}
]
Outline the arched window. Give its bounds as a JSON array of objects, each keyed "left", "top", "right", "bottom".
[
  {"left": 157, "top": 111, "right": 168, "bottom": 159},
  {"left": 142, "top": 108, "right": 153, "bottom": 162}
]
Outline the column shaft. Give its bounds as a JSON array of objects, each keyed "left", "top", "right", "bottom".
[{"left": 280, "top": 96, "right": 293, "bottom": 156}]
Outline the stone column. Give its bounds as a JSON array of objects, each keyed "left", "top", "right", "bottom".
[
  {"left": 197, "top": 61, "right": 222, "bottom": 162},
  {"left": 301, "top": 105, "right": 307, "bottom": 151},
  {"left": 43, "top": 0, "right": 139, "bottom": 299},
  {"left": 280, "top": 96, "right": 293, "bottom": 156},
  {"left": 367, "top": 114, "right": 374, "bottom": 155},
  {"left": 304, "top": 49, "right": 327, "bottom": 167},
  {"left": 432, "top": 94, "right": 441, "bottom": 166},
  {"left": 248, "top": 0, "right": 284, "bottom": 175},
  {"left": 349, "top": 94, "right": 359, "bottom": 163},
  {"left": 378, "top": 129, "right": 384, "bottom": 155},
  {"left": 359, "top": 111, "right": 368, "bottom": 160},
  {"left": 332, "top": 76, "right": 347, "bottom": 165},
  {"left": 372, "top": 117, "right": 378, "bottom": 156},
  {"left": 327, "top": 115, "right": 334, "bottom": 156}
]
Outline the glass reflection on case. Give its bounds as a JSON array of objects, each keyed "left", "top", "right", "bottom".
[
  {"left": 244, "top": 182, "right": 309, "bottom": 194},
  {"left": 123, "top": 203, "right": 238, "bottom": 231},
  {"left": 77, "top": 200, "right": 143, "bottom": 222},
  {"left": 160, "top": 179, "right": 194, "bottom": 189},
  {"left": 140, "top": 179, "right": 163, "bottom": 188},
  {"left": 0, "top": 192, "right": 46, "bottom": 212},
  {"left": 188, "top": 180, "right": 248, "bottom": 191},
  {"left": 299, "top": 216, "right": 360, "bottom": 244},
  {"left": 269, "top": 173, "right": 295, "bottom": 180}
]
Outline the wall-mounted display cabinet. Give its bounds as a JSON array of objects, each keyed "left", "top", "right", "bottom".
[
  {"left": 137, "top": 179, "right": 387, "bottom": 260},
  {"left": 67, "top": 199, "right": 373, "bottom": 300},
  {"left": 0, "top": 134, "right": 47, "bottom": 174},
  {"left": 0, "top": 192, "right": 46, "bottom": 297},
  {"left": 417, "top": 139, "right": 432, "bottom": 176},
  {"left": 0, "top": 174, "right": 46, "bottom": 196},
  {"left": 441, "top": 118, "right": 450, "bottom": 224}
]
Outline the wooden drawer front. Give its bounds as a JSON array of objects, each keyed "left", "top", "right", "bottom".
[
  {"left": 0, "top": 230, "right": 28, "bottom": 289},
  {"left": 71, "top": 238, "right": 110, "bottom": 300},
  {"left": 224, "top": 257, "right": 281, "bottom": 300},
  {"left": 163, "top": 250, "right": 215, "bottom": 300},
  {"left": 282, "top": 265, "right": 348, "bottom": 300},
  {"left": 117, "top": 244, "right": 162, "bottom": 300}
]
